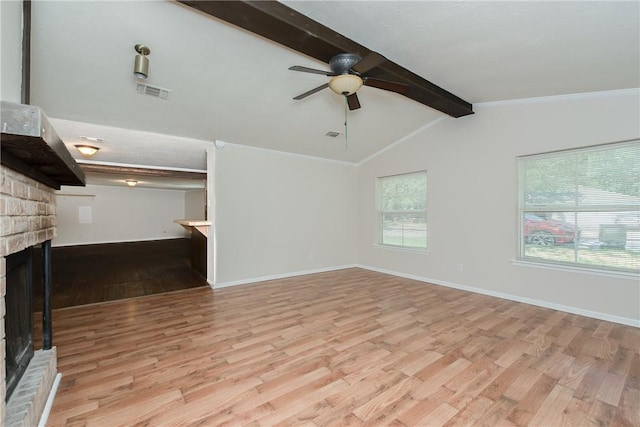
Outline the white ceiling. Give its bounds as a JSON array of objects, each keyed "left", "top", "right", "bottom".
[{"left": 28, "top": 1, "right": 639, "bottom": 188}]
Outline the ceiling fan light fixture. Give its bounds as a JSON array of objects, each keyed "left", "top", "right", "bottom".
[
  {"left": 328, "top": 74, "right": 363, "bottom": 96},
  {"left": 133, "top": 44, "right": 151, "bottom": 79},
  {"left": 74, "top": 144, "right": 100, "bottom": 157}
]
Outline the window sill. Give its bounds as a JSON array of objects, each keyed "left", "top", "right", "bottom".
[
  {"left": 511, "top": 259, "right": 639, "bottom": 281},
  {"left": 373, "top": 244, "right": 429, "bottom": 254}
]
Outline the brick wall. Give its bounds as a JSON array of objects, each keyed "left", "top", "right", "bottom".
[
  {"left": 0, "top": 164, "right": 57, "bottom": 425},
  {"left": 0, "top": 167, "right": 56, "bottom": 256}
]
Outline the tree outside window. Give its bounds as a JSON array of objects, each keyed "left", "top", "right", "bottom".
[{"left": 378, "top": 171, "right": 427, "bottom": 250}]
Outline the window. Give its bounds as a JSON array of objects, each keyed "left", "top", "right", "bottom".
[
  {"left": 377, "top": 171, "right": 427, "bottom": 249},
  {"left": 518, "top": 140, "right": 640, "bottom": 273}
]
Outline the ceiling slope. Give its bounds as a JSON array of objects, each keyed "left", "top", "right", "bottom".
[{"left": 176, "top": 0, "right": 473, "bottom": 118}]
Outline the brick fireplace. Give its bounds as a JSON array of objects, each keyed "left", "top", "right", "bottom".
[
  {"left": 1, "top": 101, "right": 85, "bottom": 426},
  {"left": 1, "top": 166, "right": 57, "bottom": 426}
]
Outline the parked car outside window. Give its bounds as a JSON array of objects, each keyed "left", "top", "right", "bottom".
[{"left": 524, "top": 214, "right": 578, "bottom": 246}]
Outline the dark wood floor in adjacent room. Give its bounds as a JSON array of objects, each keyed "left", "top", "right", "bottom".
[
  {"left": 33, "top": 238, "right": 208, "bottom": 310},
  {"left": 40, "top": 268, "right": 639, "bottom": 426}
]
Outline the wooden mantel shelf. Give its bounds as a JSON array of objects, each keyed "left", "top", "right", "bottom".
[
  {"left": 174, "top": 219, "right": 211, "bottom": 237},
  {"left": 1, "top": 101, "right": 86, "bottom": 189}
]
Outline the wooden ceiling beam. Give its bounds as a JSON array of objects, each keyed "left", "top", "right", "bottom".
[
  {"left": 176, "top": 0, "right": 473, "bottom": 118},
  {"left": 80, "top": 163, "right": 206, "bottom": 180}
]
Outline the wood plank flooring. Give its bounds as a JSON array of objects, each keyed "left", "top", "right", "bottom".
[
  {"left": 32, "top": 239, "right": 208, "bottom": 310},
  {"left": 40, "top": 268, "right": 639, "bottom": 426}
]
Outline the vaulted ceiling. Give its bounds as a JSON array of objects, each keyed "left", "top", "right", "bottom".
[{"left": 27, "top": 1, "right": 639, "bottom": 188}]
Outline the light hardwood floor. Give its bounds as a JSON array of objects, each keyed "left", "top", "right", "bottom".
[{"left": 40, "top": 268, "right": 639, "bottom": 426}]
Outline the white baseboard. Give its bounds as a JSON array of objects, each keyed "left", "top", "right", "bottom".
[
  {"left": 213, "top": 264, "right": 358, "bottom": 288},
  {"left": 38, "top": 373, "right": 62, "bottom": 427},
  {"left": 357, "top": 264, "right": 640, "bottom": 328}
]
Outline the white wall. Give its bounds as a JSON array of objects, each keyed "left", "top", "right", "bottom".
[
  {"left": 185, "top": 189, "right": 206, "bottom": 220},
  {"left": 357, "top": 89, "right": 640, "bottom": 325},
  {"left": 54, "top": 184, "right": 186, "bottom": 246},
  {"left": 1, "top": 0, "right": 23, "bottom": 102},
  {"left": 214, "top": 145, "right": 357, "bottom": 285}
]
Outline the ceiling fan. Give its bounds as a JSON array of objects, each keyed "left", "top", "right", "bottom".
[{"left": 289, "top": 52, "right": 410, "bottom": 110}]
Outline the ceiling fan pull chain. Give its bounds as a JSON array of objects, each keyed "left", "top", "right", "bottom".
[{"left": 344, "top": 94, "right": 348, "bottom": 149}]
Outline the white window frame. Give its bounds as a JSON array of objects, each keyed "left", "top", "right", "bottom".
[
  {"left": 376, "top": 171, "right": 427, "bottom": 251},
  {"left": 517, "top": 140, "right": 640, "bottom": 274}
]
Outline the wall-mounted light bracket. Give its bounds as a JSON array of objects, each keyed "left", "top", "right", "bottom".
[{"left": 134, "top": 44, "right": 151, "bottom": 79}]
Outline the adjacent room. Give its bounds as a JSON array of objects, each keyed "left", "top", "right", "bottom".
[{"left": 1, "top": 1, "right": 638, "bottom": 426}]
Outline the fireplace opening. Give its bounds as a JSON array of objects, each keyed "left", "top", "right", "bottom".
[{"left": 5, "top": 247, "right": 34, "bottom": 402}]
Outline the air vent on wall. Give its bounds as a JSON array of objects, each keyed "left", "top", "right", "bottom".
[{"left": 136, "top": 83, "right": 170, "bottom": 100}]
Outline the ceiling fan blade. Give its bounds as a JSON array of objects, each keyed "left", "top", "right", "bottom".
[
  {"left": 347, "top": 93, "right": 361, "bottom": 111},
  {"left": 289, "top": 65, "right": 335, "bottom": 76},
  {"left": 352, "top": 52, "right": 386, "bottom": 74},
  {"left": 293, "top": 83, "right": 329, "bottom": 100},
  {"left": 364, "top": 78, "right": 410, "bottom": 95}
]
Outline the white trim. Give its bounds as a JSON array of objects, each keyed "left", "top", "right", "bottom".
[
  {"left": 212, "top": 264, "right": 358, "bottom": 288},
  {"left": 358, "top": 116, "right": 448, "bottom": 166},
  {"left": 38, "top": 373, "right": 62, "bottom": 427},
  {"left": 51, "top": 236, "right": 186, "bottom": 248},
  {"left": 512, "top": 259, "right": 639, "bottom": 280},
  {"left": 357, "top": 264, "right": 640, "bottom": 328},
  {"left": 75, "top": 159, "right": 207, "bottom": 174},
  {"left": 475, "top": 88, "right": 640, "bottom": 109}
]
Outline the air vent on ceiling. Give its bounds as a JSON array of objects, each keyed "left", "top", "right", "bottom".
[{"left": 136, "top": 83, "right": 170, "bottom": 100}]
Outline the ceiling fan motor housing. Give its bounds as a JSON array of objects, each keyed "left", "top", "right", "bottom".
[{"left": 330, "top": 53, "right": 362, "bottom": 74}]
